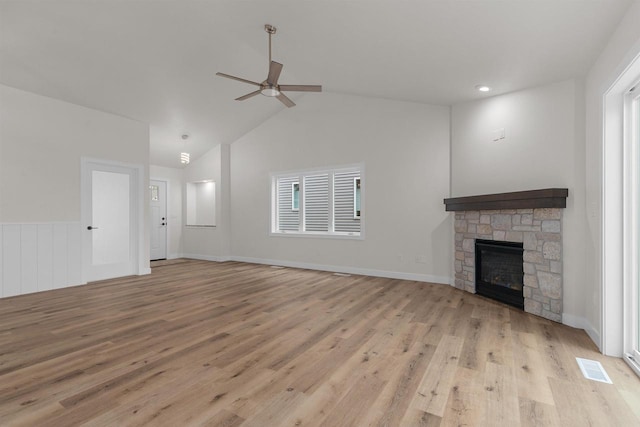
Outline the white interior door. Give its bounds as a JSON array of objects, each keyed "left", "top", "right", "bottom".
[
  {"left": 82, "top": 160, "right": 139, "bottom": 282},
  {"left": 150, "top": 180, "right": 167, "bottom": 260}
]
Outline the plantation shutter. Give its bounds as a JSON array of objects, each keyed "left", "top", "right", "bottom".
[
  {"left": 303, "top": 173, "right": 329, "bottom": 232},
  {"left": 334, "top": 171, "right": 361, "bottom": 234},
  {"left": 277, "top": 176, "right": 299, "bottom": 231}
]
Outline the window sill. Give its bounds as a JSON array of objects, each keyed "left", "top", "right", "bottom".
[{"left": 270, "top": 231, "right": 363, "bottom": 240}]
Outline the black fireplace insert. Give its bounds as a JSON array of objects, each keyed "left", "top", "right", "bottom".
[{"left": 475, "top": 239, "right": 524, "bottom": 309}]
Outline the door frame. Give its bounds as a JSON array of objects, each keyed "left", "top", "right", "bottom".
[
  {"left": 623, "top": 81, "right": 640, "bottom": 375},
  {"left": 150, "top": 177, "right": 169, "bottom": 260},
  {"left": 81, "top": 157, "right": 147, "bottom": 282},
  {"left": 602, "top": 51, "right": 640, "bottom": 359}
]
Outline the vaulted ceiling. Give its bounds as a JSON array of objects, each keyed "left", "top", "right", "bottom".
[{"left": 0, "top": 1, "right": 632, "bottom": 167}]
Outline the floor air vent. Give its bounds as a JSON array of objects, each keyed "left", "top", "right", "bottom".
[
  {"left": 333, "top": 273, "right": 351, "bottom": 277},
  {"left": 270, "top": 265, "right": 285, "bottom": 269},
  {"left": 576, "top": 357, "right": 612, "bottom": 384}
]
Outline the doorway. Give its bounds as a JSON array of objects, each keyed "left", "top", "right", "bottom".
[
  {"left": 624, "top": 81, "right": 640, "bottom": 375},
  {"left": 150, "top": 179, "right": 167, "bottom": 261},
  {"left": 81, "top": 159, "right": 142, "bottom": 282},
  {"left": 603, "top": 52, "right": 640, "bottom": 367}
]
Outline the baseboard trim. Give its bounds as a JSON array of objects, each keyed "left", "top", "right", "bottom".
[
  {"left": 228, "top": 256, "right": 451, "bottom": 285},
  {"left": 562, "top": 313, "right": 601, "bottom": 349},
  {"left": 139, "top": 267, "right": 152, "bottom": 275},
  {"left": 182, "top": 253, "right": 231, "bottom": 263}
]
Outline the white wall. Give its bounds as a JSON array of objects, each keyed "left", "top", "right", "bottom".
[
  {"left": 451, "top": 79, "right": 589, "bottom": 331},
  {"left": 150, "top": 165, "right": 184, "bottom": 259},
  {"left": 0, "top": 84, "right": 150, "bottom": 295},
  {"left": 230, "top": 92, "right": 451, "bottom": 282},
  {"left": 585, "top": 0, "right": 640, "bottom": 355},
  {"left": 182, "top": 144, "right": 231, "bottom": 260},
  {"left": 0, "top": 84, "right": 149, "bottom": 222}
]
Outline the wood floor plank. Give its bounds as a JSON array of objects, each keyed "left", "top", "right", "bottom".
[
  {"left": 440, "top": 366, "right": 484, "bottom": 427},
  {"left": 363, "top": 340, "right": 435, "bottom": 426},
  {"left": 481, "top": 361, "right": 521, "bottom": 426},
  {"left": 0, "top": 259, "right": 637, "bottom": 426},
  {"left": 410, "top": 334, "right": 464, "bottom": 417},
  {"left": 518, "top": 398, "right": 561, "bottom": 427},
  {"left": 511, "top": 331, "right": 555, "bottom": 405}
]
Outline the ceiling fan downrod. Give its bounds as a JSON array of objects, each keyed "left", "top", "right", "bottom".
[{"left": 265, "top": 24, "right": 276, "bottom": 66}]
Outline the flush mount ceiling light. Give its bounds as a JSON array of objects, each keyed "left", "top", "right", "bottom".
[
  {"left": 476, "top": 85, "right": 491, "bottom": 92},
  {"left": 180, "top": 134, "right": 190, "bottom": 165}
]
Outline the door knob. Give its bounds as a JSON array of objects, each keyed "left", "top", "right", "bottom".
[{"left": 87, "top": 226, "right": 99, "bottom": 230}]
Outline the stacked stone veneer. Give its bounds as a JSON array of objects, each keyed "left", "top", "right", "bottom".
[{"left": 454, "top": 208, "right": 562, "bottom": 322}]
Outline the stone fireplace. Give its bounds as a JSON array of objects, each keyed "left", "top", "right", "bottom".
[{"left": 444, "top": 189, "right": 568, "bottom": 322}]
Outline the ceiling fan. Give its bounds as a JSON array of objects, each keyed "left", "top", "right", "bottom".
[{"left": 216, "top": 24, "right": 322, "bottom": 108}]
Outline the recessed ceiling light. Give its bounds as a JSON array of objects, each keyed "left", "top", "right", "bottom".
[{"left": 476, "top": 85, "right": 491, "bottom": 92}]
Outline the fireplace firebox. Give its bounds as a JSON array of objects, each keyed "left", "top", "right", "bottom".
[{"left": 475, "top": 239, "right": 524, "bottom": 310}]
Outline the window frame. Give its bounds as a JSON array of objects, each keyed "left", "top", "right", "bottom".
[{"left": 270, "top": 164, "right": 364, "bottom": 240}]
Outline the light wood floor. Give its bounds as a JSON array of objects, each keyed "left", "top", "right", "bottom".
[{"left": 1, "top": 259, "right": 638, "bottom": 426}]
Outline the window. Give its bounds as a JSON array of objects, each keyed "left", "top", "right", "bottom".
[
  {"left": 354, "top": 178, "right": 361, "bottom": 218},
  {"left": 149, "top": 184, "right": 159, "bottom": 201},
  {"left": 292, "top": 182, "right": 300, "bottom": 211},
  {"left": 271, "top": 165, "right": 363, "bottom": 238}
]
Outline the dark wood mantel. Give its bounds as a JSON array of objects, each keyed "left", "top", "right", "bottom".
[{"left": 444, "top": 188, "right": 568, "bottom": 211}]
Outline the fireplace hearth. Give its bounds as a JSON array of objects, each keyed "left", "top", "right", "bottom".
[{"left": 475, "top": 239, "right": 524, "bottom": 309}]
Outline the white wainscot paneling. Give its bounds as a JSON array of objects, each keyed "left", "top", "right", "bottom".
[{"left": 0, "top": 223, "right": 83, "bottom": 298}]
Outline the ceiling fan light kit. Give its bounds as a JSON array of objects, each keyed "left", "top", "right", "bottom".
[
  {"left": 261, "top": 86, "right": 280, "bottom": 97},
  {"left": 216, "top": 24, "right": 322, "bottom": 108}
]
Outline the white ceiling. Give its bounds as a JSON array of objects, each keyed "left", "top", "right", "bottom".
[{"left": 0, "top": 0, "right": 632, "bottom": 168}]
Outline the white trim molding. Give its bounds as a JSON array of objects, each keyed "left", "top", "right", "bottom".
[
  {"left": 229, "top": 256, "right": 451, "bottom": 285},
  {"left": 563, "top": 313, "right": 601, "bottom": 346},
  {"left": 181, "top": 253, "right": 232, "bottom": 263}
]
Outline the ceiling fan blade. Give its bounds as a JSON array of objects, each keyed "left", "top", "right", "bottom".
[
  {"left": 279, "top": 85, "right": 322, "bottom": 92},
  {"left": 266, "top": 61, "right": 283, "bottom": 85},
  {"left": 216, "top": 72, "right": 261, "bottom": 87},
  {"left": 276, "top": 93, "right": 296, "bottom": 108},
  {"left": 235, "top": 90, "right": 262, "bottom": 101}
]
